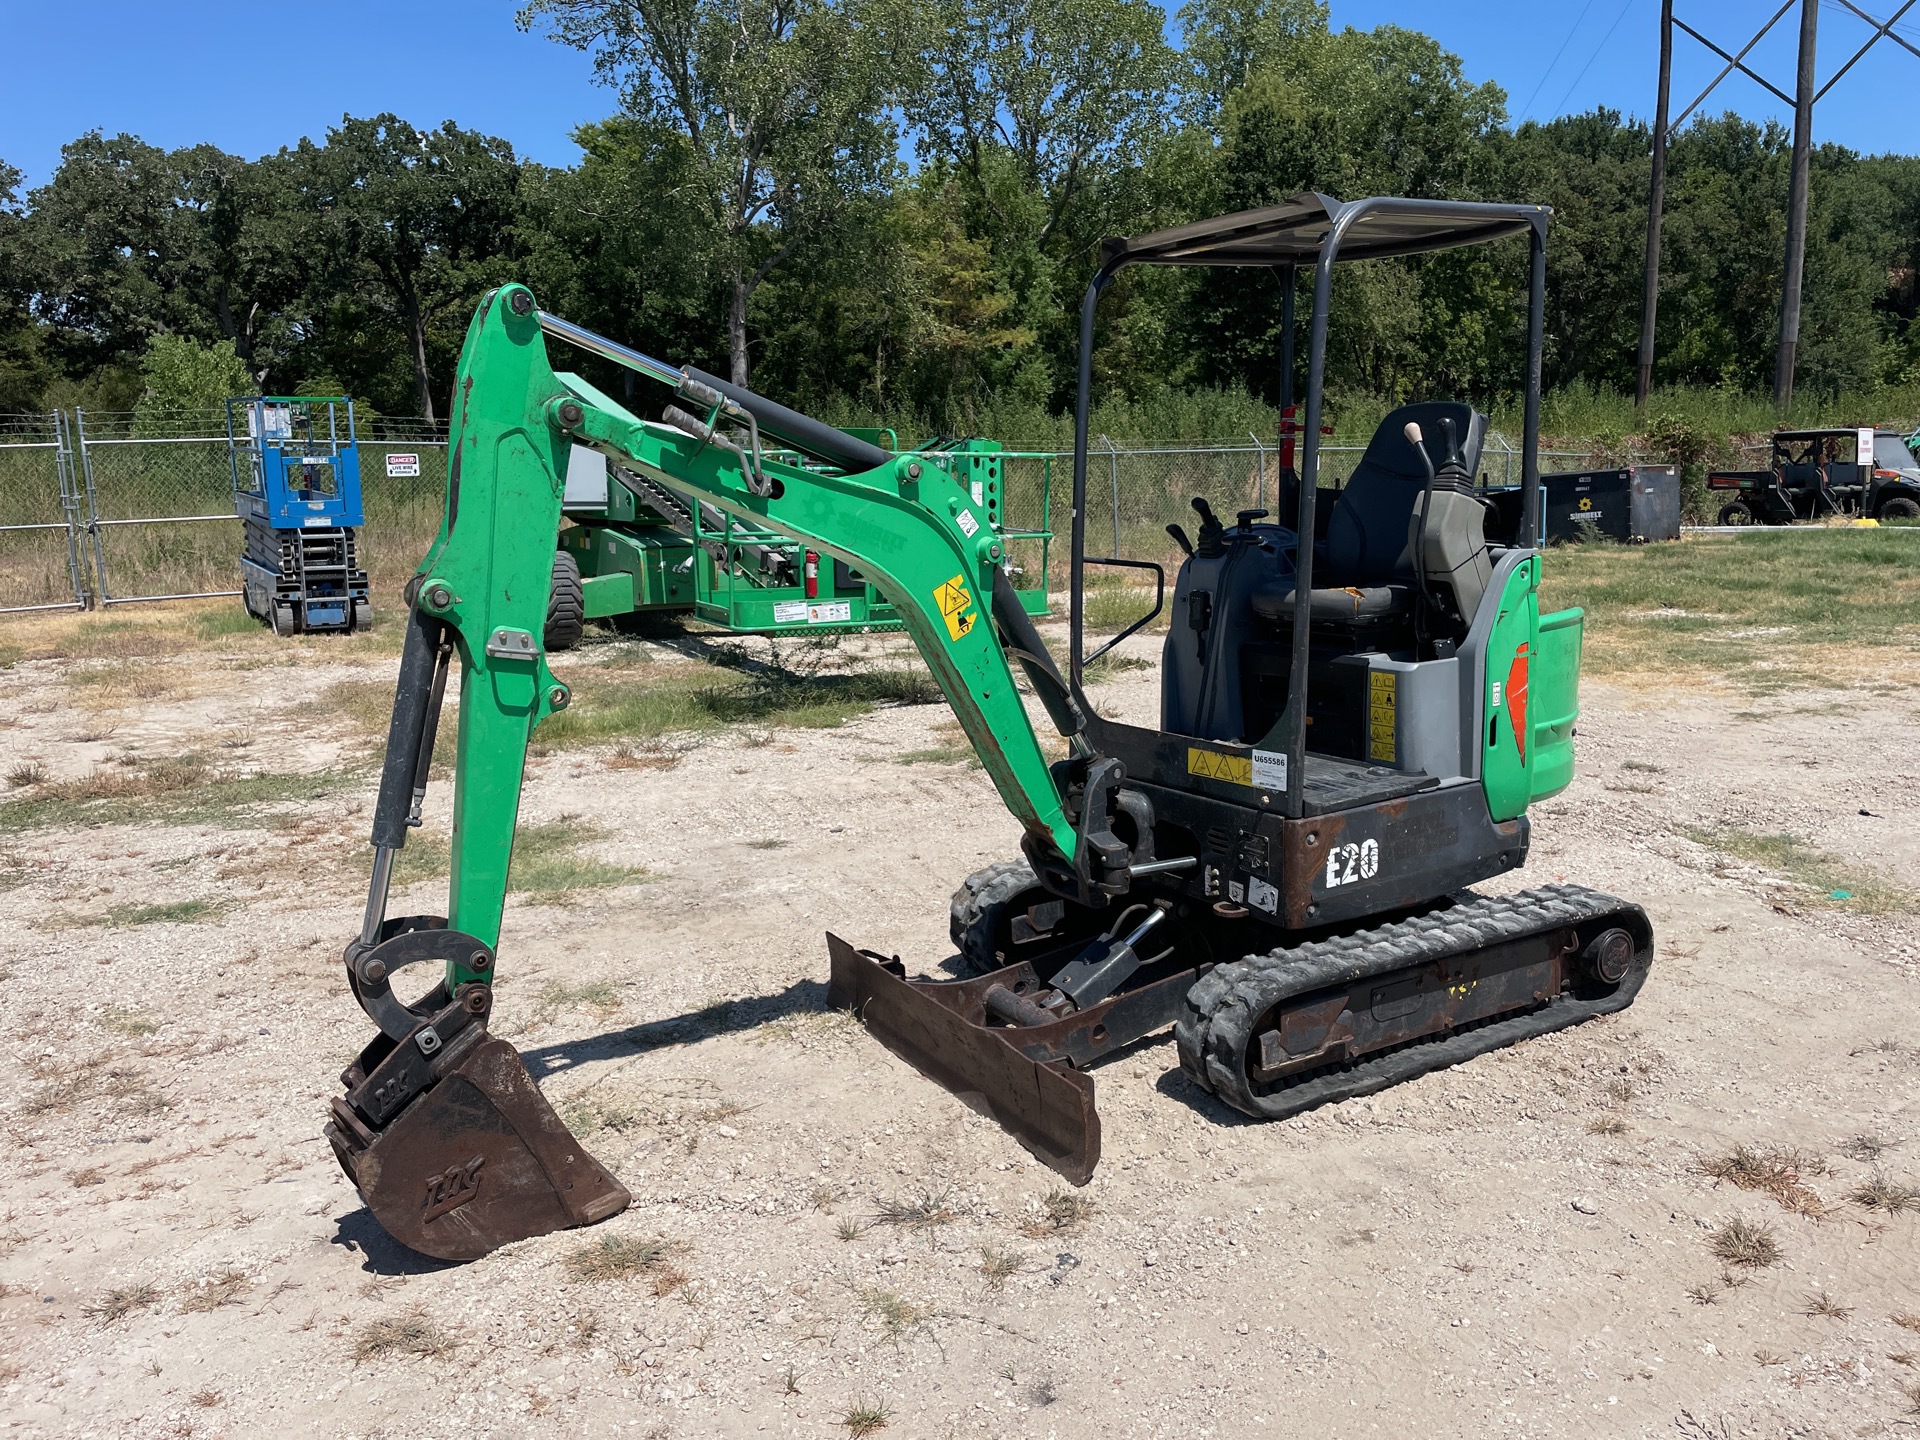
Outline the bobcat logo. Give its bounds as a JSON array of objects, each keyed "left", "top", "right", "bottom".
[{"left": 422, "top": 1156, "right": 484, "bottom": 1223}]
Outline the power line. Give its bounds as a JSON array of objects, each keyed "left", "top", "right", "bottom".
[
  {"left": 1550, "top": 0, "right": 1643, "bottom": 120},
  {"left": 1518, "top": 0, "right": 1602, "bottom": 122}
]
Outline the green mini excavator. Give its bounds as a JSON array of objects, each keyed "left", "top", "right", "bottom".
[{"left": 327, "top": 194, "right": 1653, "bottom": 1262}]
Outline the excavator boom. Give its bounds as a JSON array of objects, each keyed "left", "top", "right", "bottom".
[{"left": 327, "top": 285, "right": 1105, "bottom": 1259}]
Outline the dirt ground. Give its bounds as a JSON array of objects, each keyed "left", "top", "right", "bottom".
[{"left": 1, "top": 606, "right": 1918, "bottom": 1440}]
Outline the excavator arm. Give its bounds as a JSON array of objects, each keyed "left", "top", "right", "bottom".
[{"left": 327, "top": 285, "right": 1120, "bottom": 1259}]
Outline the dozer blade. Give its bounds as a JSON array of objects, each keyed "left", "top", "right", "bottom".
[
  {"left": 326, "top": 1029, "right": 630, "bottom": 1262},
  {"left": 826, "top": 933, "right": 1100, "bottom": 1185}
]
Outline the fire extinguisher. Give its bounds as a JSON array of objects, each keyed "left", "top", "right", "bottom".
[{"left": 803, "top": 550, "right": 819, "bottom": 599}]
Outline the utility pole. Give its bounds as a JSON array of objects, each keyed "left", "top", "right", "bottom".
[
  {"left": 1637, "top": 0, "right": 1917, "bottom": 414},
  {"left": 1772, "top": 0, "right": 1819, "bottom": 410},
  {"left": 1636, "top": 0, "right": 1674, "bottom": 412}
]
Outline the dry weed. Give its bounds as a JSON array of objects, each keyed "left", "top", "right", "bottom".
[
  {"left": 1709, "top": 1217, "right": 1782, "bottom": 1269},
  {"left": 352, "top": 1307, "right": 455, "bottom": 1362},
  {"left": 84, "top": 1282, "right": 161, "bottom": 1324},
  {"left": 871, "top": 1188, "right": 956, "bottom": 1234},
  {"left": 179, "top": 1269, "right": 251, "bottom": 1313},
  {"left": 1020, "top": 1188, "right": 1095, "bottom": 1237},
  {"left": 1847, "top": 1174, "right": 1920, "bottom": 1214},
  {"left": 1699, "top": 1144, "right": 1829, "bottom": 1216},
  {"left": 565, "top": 1234, "right": 674, "bottom": 1284},
  {"left": 1803, "top": 1292, "right": 1853, "bottom": 1319}
]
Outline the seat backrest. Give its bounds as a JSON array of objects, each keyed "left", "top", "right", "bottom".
[
  {"left": 1781, "top": 462, "right": 1823, "bottom": 492},
  {"left": 1324, "top": 402, "right": 1485, "bottom": 586}
]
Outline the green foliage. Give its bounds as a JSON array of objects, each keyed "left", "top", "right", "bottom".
[
  {"left": 4, "top": 9, "right": 1919, "bottom": 435},
  {"left": 132, "top": 334, "right": 251, "bottom": 428}
]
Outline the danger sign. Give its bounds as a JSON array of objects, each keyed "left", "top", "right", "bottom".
[{"left": 385, "top": 452, "right": 421, "bottom": 478}]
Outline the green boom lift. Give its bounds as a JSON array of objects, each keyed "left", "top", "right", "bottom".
[{"left": 328, "top": 193, "right": 1653, "bottom": 1262}]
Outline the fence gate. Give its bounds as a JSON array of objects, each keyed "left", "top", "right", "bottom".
[
  {"left": 73, "top": 409, "right": 242, "bottom": 606},
  {"left": 0, "top": 412, "right": 89, "bottom": 614}
]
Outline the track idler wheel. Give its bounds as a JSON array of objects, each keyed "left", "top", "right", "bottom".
[{"left": 325, "top": 922, "right": 630, "bottom": 1261}]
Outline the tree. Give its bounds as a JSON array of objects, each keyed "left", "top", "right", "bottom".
[
  {"left": 911, "top": 0, "right": 1180, "bottom": 400},
  {"left": 293, "top": 116, "right": 523, "bottom": 419},
  {"left": 523, "top": 0, "right": 900, "bottom": 386},
  {"left": 130, "top": 333, "right": 252, "bottom": 433},
  {"left": 1178, "top": 0, "right": 1327, "bottom": 118},
  {"left": 0, "top": 159, "right": 53, "bottom": 411}
]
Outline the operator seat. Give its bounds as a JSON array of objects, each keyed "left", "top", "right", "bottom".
[{"left": 1250, "top": 401, "right": 1486, "bottom": 627}]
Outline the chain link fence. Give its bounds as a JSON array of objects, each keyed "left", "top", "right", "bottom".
[
  {"left": 0, "top": 408, "right": 452, "bottom": 611},
  {"left": 0, "top": 413, "right": 87, "bottom": 614},
  {"left": 0, "top": 408, "right": 1622, "bottom": 618},
  {"left": 997, "top": 435, "right": 1611, "bottom": 576}
]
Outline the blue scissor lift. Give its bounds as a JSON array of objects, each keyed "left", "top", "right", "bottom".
[{"left": 227, "top": 396, "right": 371, "bottom": 635}]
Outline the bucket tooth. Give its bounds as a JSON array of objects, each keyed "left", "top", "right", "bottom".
[
  {"left": 326, "top": 1032, "right": 629, "bottom": 1262},
  {"left": 826, "top": 932, "right": 1100, "bottom": 1185}
]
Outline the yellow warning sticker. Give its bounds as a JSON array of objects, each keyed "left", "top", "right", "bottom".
[
  {"left": 933, "top": 573, "right": 977, "bottom": 642},
  {"left": 1187, "top": 746, "right": 1253, "bottom": 787},
  {"left": 1368, "top": 670, "right": 1397, "bottom": 763}
]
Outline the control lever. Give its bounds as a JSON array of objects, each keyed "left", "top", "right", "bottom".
[
  {"left": 1190, "top": 497, "right": 1227, "bottom": 557},
  {"left": 1405, "top": 420, "right": 1439, "bottom": 646},
  {"left": 1165, "top": 522, "right": 1194, "bottom": 557}
]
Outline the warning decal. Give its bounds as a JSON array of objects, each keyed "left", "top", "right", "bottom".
[
  {"left": 1187, "top": 746, "right": 1253, "bottom": 787},
  {"left": 1368, "top": 670, "right": 1397, "bottom": 763},
  {"left": 933, "top": 574, "right": 978, "bottom": 642},
  {"left": 1506, "top": 643, "right": 1531, "bottom": 762}
]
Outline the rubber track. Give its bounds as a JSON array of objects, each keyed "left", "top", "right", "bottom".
[
  {"left": 544, "top": 550, "right": 585, "bottom": 651},
  {"left": 948, "top": 859, "right": 1041, "bottom": 974},
  {"left": 1173, "top": 884, "right": 1653, "bottom": 1120}
]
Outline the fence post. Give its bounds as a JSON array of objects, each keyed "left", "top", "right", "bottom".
[
  {"left": 1249, "top": 431, "right": 1266, "bottom": 510},
  {"left": 1098, "top": 433, "right": 1120, "bottom": 558},
  {"left": 72, "top": 408, "right": 113, "bottom": 605},
  {"left": 54, "top": 410, "right": 88, "bottom": 608}
]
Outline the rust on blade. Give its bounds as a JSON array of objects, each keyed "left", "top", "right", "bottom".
[{"left": 826, "top": 933, "right": 1100, "bottom": 1186}]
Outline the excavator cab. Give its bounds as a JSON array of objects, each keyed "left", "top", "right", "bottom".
[{"left": 329, "top": 193, "right": 1652, "bottom": 1261}]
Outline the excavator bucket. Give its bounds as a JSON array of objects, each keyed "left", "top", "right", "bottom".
[
  {"left": 826, "top": 934, "right": 1101, "bottom": 1185},
  {"left": 326, "top": 1012, "right": 629, "bottom": 1262}
]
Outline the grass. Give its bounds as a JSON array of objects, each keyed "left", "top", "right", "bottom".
[
  {"left": 1688, "top": 829, "right": 1914, "bottom": 916},
  {"left": 1540, "top": 530, "right": 1920, "bottom": 692},
  {"left": 83, "top": 898, "right": 226, "bottom": 929},
  {"left": 1803, "top": 1292, "right": 1854, "bottom": 1319},
  {"left": 857, "top": 1288, "right": 929, "bottom": 1343},
  {"left": 0, "top": 755, "right": 356, "bottom": 833},
  {"left": 896, "top": 720, "right": 981, "bottom": 768},
  {"left": 840, "top": 1398, "right": 892, "bottom": 1437},
  {"left": 1709, "top": 1217, "right": 1783, "bottom": 1269},
  {"left": 352, "top": 1307, "right": 456, "bottom": 1363},
  {"left": 95, "top": 1006, "right": 159, "bottom": 1037},
  {"left": 1848, "top": 1174, "right": 1920, "bottom": 1214},
  {"left": 375, "top": 819, "right": 648, "bottom": 904},
  {"left": 1587, "top": 1115, "right": 1631, "bottom": 1136},
  {"left": 1699, "top": 1144, "right": 1831, "bottom": 1216},
  {"left": 538, "top": 656, "right": 940, "bottom": 750},
  {"left": 6, "top": 761, "right": 45, "bottom": 788},
  {"left": 979, "top": 1245, "right": 1027, "bottom": 1290},
  {"left": 83, "top": 1282, "right": 161, "bottom": 1324},
  {"left": 21, "top": 1057, "right": 169, "bottom": 1121},
  {"left": 506, "top": 822, "right": 648, "bottom": 903}
]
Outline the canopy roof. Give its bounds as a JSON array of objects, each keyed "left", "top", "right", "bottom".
[{"left": 1098, "top": 193, "right": 1549, "bottom": 270}]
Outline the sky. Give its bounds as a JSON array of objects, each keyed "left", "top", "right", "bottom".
[{"left": 2, "top": 0, "right": 1917, "bottom": 190}]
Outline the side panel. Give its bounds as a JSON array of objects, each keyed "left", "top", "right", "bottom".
[
  {"left": 1479, "top": 554, "right": 1539, "bottom": 822},
  {"left": 1529, "top": 607, "right": 1583, "bottom": 802}
]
